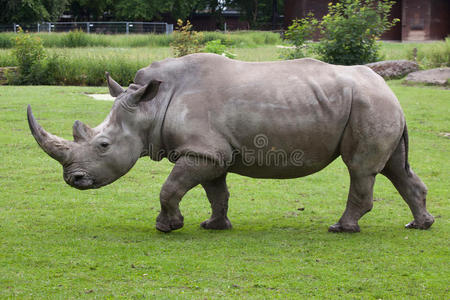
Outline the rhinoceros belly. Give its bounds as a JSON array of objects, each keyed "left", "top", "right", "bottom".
[{"left": 219, "top": 78, "right": 352, "bottom": 179}]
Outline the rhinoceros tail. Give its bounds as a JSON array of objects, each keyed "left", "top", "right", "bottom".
[{"left": 403, "top": 124, "right": 411, "bottom": 176}]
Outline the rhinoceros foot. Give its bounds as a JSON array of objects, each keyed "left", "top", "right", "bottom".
[
  {"left": 328, "top": 223, "right": 360, "bottom": 233},
  {"left": 156, "top": 213, "right": 184, "bottom": 233},
  {"left": 201, "top": 217, "right": 232, "bottom": 230},
  {"left": 405, "top": 215, "right": 435, "bottom": 230}
]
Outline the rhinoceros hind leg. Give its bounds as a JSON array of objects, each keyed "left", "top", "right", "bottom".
[
  {"left": 200, "top": 173, "right": 232, "bottom": 230},
  {"left": 156, "top": 155, "right": 226, "bottom": 233},
  {"left": 381, "top": 140, "right": 434, "bottom": 230},
  {"left": 329, "top": 172, "right": 376, "bottom": 233}
]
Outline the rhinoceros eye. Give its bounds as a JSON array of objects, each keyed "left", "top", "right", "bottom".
[{"left": 100, "top": 142, "right": 110, "bottom": 149}]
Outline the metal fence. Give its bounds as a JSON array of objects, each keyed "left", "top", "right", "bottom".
[{"left": 0, "top": 22, "right": 173, "bottom": 34}]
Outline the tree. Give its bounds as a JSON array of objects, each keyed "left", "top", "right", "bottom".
[
  {"left": 226, "top": 0, "right": 258, "bottom": 27},
  {"left": 68, "top": 0, "right": 113, "bottom": 21},
  {"left": 0, "top": 0, "right": 69, "bottom": 24},
  {"left": 226, "top": 0, "right": 284, "bottom": 28},
  {"left": 111, "top": 0, "right": 206, "bottom": 22}
]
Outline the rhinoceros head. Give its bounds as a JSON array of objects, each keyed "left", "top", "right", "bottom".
[{"left": 27, "top": 73, "right": 161, "bottom": 190}]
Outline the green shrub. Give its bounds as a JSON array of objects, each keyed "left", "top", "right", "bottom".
[
  {"left": 203, "top": 39, "right": 236, "bottom": 59},
  {"left": 317, "top": 0, "right": 398, "bottom": 65},
  {"left": 61, "top": 29, "right": 90, "bottom": 47},
  {"left": 170, "top": 20, "right": 203, "bottom": 57},
  {"left": 11, "top": 28, "right": 47, "bottom": 84},
  {"left": 280, "top": 14, "right": 318, "bottom": 59},
  {"left": 283, "top": 0, "right": 398, "bottom": 65},
  {"left": 36, "top": 54, "right": 140, "bottom": 86}
]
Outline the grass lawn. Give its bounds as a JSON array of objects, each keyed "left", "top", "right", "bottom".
[
  {"left": 0, "top": 39, "right": 448, "bottom": 68},
  {"left": 0, "top": 82, "right": 448, "bottom": 298}
]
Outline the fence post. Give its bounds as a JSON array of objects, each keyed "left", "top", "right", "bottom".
[
  {"left": 48, "top": 23, "right": 51, "bottom": 33},
  {"left": 86, "top": 22, "right": 90, "bottom": 33},
  {"left": 166, "top": 24, "right": 173, "bottom": 35},
  {"left": 13, "top": 23, "right": 16, "bottom": 33},
  {"left": 37, "top": 23, "right": 40, "bottom": 33},
  {"left": 224, "top": 22, "right": 227, "bottom": 33},
  {"left": 126, "top": 22, "right": 129, "bottom": 34}
]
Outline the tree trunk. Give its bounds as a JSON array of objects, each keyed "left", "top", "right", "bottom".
[
  {"left": 252, "top": 0, "right": 258, "bottom": 26},
  {"left": 272, "top": 0, "right": 278, "bottom": 29}
]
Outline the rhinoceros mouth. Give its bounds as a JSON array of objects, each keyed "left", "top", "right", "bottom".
[{"left": 65, "top": 171, "right": 96, "bottom": 190}]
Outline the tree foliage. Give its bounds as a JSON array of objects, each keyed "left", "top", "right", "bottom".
[
  {"left": 0, "top": 0, "right": 283, "bottom": 29},
  {"left": 68, "top": 0, "right": 114, "bottom": 21},
  {"left": 226, "top": 0, "right": 284, "bottom": 28},
  {"left": 0, "top": 0, "right": 69, "bottom": 23}
]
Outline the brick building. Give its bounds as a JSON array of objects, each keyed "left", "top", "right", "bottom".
[{"left": 284, "top": 0, "right": 449, "bottom": 41}]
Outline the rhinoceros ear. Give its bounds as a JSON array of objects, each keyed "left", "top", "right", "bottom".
[
  {"left": 105, "top": 72, "right": 124, "bottom": 97},
  {"left": 127, "top": 80, "right": 162, "bottom": 106}
]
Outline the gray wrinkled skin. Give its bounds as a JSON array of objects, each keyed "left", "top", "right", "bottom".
[{"left": 27, "top": 53, "right": 435, "bottom": 233}]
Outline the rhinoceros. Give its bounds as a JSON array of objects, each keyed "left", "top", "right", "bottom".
[{"left": 27, "top": 53, "right": 434, "bottom": 233}]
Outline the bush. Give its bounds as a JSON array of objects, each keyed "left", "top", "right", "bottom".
[
  {"left": 10, "top": 28, "right": 47, "bottom": 84},
  {"left": 203, "top": 39, "right": 236, "bottom": 59},
  {"left": 170, "top": 20, "right": 203, "bottom": 57},
  {"left": 280, "top": 14, "right": 318, "bottom": 59},
  {"left": 61, "top": 29, "right": 90, "bottom": 47},
  {"left": 317, "top": 0, "right": 398, "bottom": 65},
  {"left": 283, "top": 0, "right": 398, "bottom": 65}
]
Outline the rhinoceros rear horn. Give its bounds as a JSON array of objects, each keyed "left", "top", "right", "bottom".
[
  {"left": 73, "top": 120, "right": 93, "bottom": 143},
  {"left": 27, "top": 105, "right": 73, "bottom": 164},
  {"left": 105, "top": 72, "right": 124, "bottom": 97}
]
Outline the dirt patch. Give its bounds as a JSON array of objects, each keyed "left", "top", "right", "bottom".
[
  {"left": 439, "top": 132, "right": 450, "bottom": 139},
  {"left": 84, "top": 93, "right": 115, "bottom": 101}
]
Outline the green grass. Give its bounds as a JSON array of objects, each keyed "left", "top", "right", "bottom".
[
  {"left": 379, "top": 38, "right": 450, "bottom": 68},
  {"left": 0, "top": 31, "right": 282, "bottom": 49},
  {"left": 0, "top": 38, "right": 448, "bottom": 85},
  {"left": 0, "top": 82, "right": 448, "bottom": 298},
  {"left": 0, "top": 46, "right": 282, "bottom": 85}
]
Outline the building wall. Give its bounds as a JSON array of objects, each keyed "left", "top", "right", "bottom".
[
  {"left": 429, "top": 0, "right": 449, "bottom": 40},
  {"left": 402, "top": 0, "right": 431, "bottom": 41},
  {"left": 284, "top": 0, "right": 449, "bottom": 41}
]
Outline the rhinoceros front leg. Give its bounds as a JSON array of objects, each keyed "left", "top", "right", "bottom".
[
  {"left": 200, "top": 173, "right": 232, "bottom": 230},
  {"left": 156, "top": 155, "right": 226, "bottom": 233}
]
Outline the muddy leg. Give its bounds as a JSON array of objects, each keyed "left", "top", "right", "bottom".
[
  {"left": 200, "top": 173, "right": 232, "bottom": 230},
  {"left": 381, "top": 142, "right": 434, "bottom": 229},
  {"left": 156, "top": 156, "right": 226, "bottom": 233},
  {"left": 329, "top": 172, "right": 375, "bottom": 233}
]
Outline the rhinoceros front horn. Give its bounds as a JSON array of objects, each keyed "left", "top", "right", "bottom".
[{"left": 27, "top": 105, "right": 73, "bottom": 164}]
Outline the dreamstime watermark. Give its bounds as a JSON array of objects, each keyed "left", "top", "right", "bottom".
[{"left": 152, "top": 134, "right": 305, "bottom": 167}]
